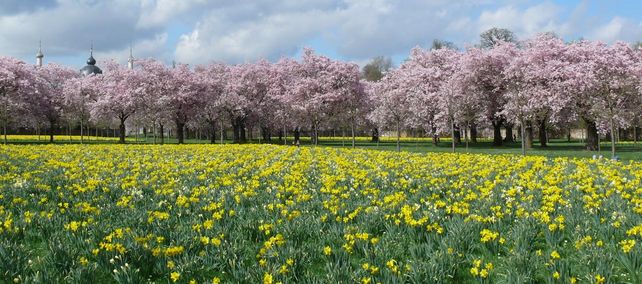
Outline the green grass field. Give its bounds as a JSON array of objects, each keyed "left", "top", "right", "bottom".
[{"left": 3, "top": 134, "right": 641, "bottom": 160}]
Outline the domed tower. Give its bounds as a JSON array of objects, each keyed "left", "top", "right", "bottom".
[
  {"left": 36, "top": 41, "right": 44, "bottom": 67},
  {"left": 80, "top": 45, "right": 102, "bottom": 76}
]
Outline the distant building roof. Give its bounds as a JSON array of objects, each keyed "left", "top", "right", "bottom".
[{"left": 80, "top": 47, "right": 102, "bottom": 76}]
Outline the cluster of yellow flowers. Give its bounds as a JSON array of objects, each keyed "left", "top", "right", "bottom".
[
  {"left": 470, "top": 259, "right": 493, "bottom": 278},
  {"left": 0, "top": 144, "right": 640, "bottom": 283}
]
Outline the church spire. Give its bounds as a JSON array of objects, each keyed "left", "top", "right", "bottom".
[
  {"left": 128, "top": 44, "right": 134, "bottom": 70},
  {"left": 86, "top": 42, "right": 96, "bottom": 66},
  {"left": 80, "top": 42, "right": 102, "bottom": 76},
  {"left": 36, "top": 40, "right": 44, "bottom": 67}
]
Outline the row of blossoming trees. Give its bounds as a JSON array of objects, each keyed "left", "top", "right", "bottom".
[{"left": 1, "top": 34, "right": 642, "bottom": 156}]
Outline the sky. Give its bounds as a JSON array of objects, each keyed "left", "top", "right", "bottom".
[{"left": 1, "top": 0, "right": 641, "bottom": 69}]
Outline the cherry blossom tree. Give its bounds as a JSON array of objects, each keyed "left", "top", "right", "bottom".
[
  {"left": 212, "top": 61, "right": 283, "bottom": 143},
  {"left": 0, "top": 57, "right": 35, "bottom": 144},
  {"left": 89, "top": 60, "right": 145, "bottom": 143},
  {"left": 368, "top": 68, "right": 415, "bottom": 151},
  {"left": 457, "top": 47, "right": 511, "bottom": 146},
  {"left": 31, "top": 63, "right": 78, "bottom": 142},
  {"left": 415, "top": 48, "right": 464, "bottom": 152},
  {"left": 585, "top": 42, "right": 640, "bottom": 158},
  {"left": 137, "top": 59, "right": 175, "bottom": 144},
  {"left": 503, "top": 34, "right": 570, "bottom": 154},
  {"left": 448, "top": 54, "right": 485, "bottom": 150},
  {"left": 195, "top": 63, "right": 228, "bottom": 143},
  {"left": 235, "top": 60, "right": 279, "bottom": 143},
  {"left": 565, "top": 40, "right": 642, "bottom": 156},
  {"left": 165, "top": 63, "right": 203, "bottom": 144},
  {"left": 322, "top": 59, "right": 364, "bottom": 148},
  {"left": 62, "top": 75, "right": 100, "bottom": 143},
  {"left": 271, "top": 58, "right": 302, "bottom": 145},
  {"left": 286, "top": 49, "right": 339, "bottom": 145}
]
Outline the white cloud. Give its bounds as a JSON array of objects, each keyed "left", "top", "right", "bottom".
[
  {"left": 1, "top": 0, "right": 642, "bottom": 67},
  {"left": 592, "top": 17, "right": 626, "bottom": 42},
  {"left": 174, "top": 0, "right": 490, "bottom": 64},
  {"left": 478, "top": 2, "right": 562, "bottom": 37},
  {"left": 0, "top": 0, "right": 165, "bottom": 65},
  {"left": 137, "top": 0, "right": 209, "bottom": 29},
  {"left": 175, "top": 3, "right": 339, "bottom": 64},
  {"left": 96, "top": 33, "right": 169, "bottom": 65},
  {"left": 591, "top": 17, "right": 642, "bottom": 43}
]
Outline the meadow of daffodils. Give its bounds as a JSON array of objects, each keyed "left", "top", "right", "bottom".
[{"left": 0, "top": 144, "right": 640, "bottom": 283}]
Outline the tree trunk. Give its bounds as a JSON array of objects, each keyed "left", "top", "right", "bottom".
[
  {"left": 231, "top": 117, "right": 246, "bottom": 143},
  {"left": 584, "top": 118, "right": 599, "bottom": 151},
  {"left": 176, "top": 119, "right": 185, "bottom": 144},
  {"left": 567, "top": 128, "right": 571, "bottom": 142},
  {"left": 371, "top": 128, "right": 379, "bottom": 142},
  {"left": 282, "top": 124, "right": 287, "bottom": 145},
  {"left": 80, "top": 120, "right": 84, "bottom": 144},
  {"left": 504, "top": 123, "right": 514, "bottom": 143},
  {"left": 232, "top": 118, "right": 239, "bottom": 143},
  {"left": 261, "top": 126, "right": 271, "bottom": 143},
  {"left": 525, "top": 120, "right": 533, "bottom": 149},
  {"left": 492, "top": 119, "right": 503, "bottom": 146},
  {"left": 119, "top": 118, "right": 126, "bottom": 144},
  {"left": 159, "top": 123, "right": 165, "bottom": 145},
  {"left": 465, "top": 123, "right": 469, "bottom": 151},
  {"left": 239, "top": 120, "right": 246, "bottom": 143},
  {"left": 210, "top": 120, "right": 217, "bottom": 144},
  {"left": 453, "top": 124, "right": 461, "bottom": 145},
  {"left": 396, "top": 120, "right": 401, "bottom": 152},
  {"left": 293, "top": 127, "right": 300, "bottom": 145},
  {"left": 431, "top": 126, "right": 438, "bottom": 146},
  {"left": 610, "top": 118, "right": 616, "bottom": 159},
  {"left": 538, "top": 119, "right": 547, "bottom": 147},
  {"left": 313, "top": 123, "right": 318, "bottom": 146},
  {"left": 351, "top": 118, "right": 356, "bottom": 149},
  {"left": 470, "top": 122, "right": 478, "bottom": 143},
  {"left": 220, "top": 120, "right": 224, "bottom": 144},
  {"left": 49, "top": 119, "right": 55, "bottom": 143},
  {"left": 634, "top": 126, "right": 637, "bottom": 147},
  {"left": 451, "top": 120, "right": 456, "bottom": 153},
  {"left": 3, "top": 120, "right": 7, "bottom": 145},
  {"left": 520, "top": 118, "right": 526, "bottom": 156}
]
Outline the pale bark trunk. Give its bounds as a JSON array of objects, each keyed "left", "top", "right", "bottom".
[
  {"left": 2, "top": 120, "right": 6, "bottom": 145},
  {"left": 520, "top": 118, "right": 526, "bottom": 156},
  {"left": 451, "top": 119, "right": 455, "bottom": 153},
  {"left": 350, "top": 118, "right": 355, "bottom": 149},
  {"left": 220, "top": 120, "right": 224, "bottom": 144},
  {"left": 283, "top": 123, "right": 287, "bottom": 145},
  {"left": 465, "top": 122, "right": 469, "bottom": 152},
  {"left": 610, "top": 118, "right": 616, "bottom": 159},
  {"left": 80, "top": 119, "right": 84, "bottom": 144},
  {"left": 396, "top": 120, "right": 400, "bottom": 152}
]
